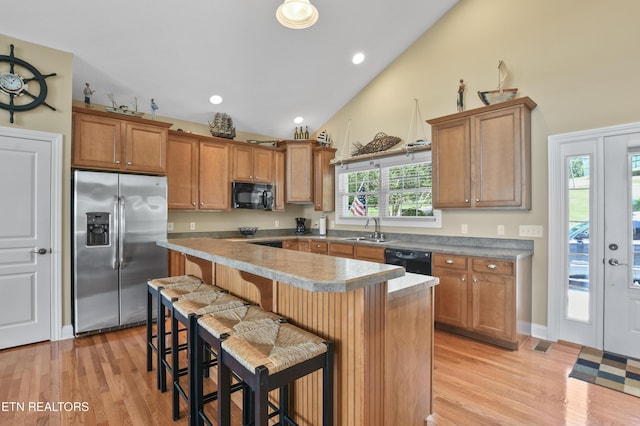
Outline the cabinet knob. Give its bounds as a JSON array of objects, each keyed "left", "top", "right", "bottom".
[
  {"left": 250, "top": 176, "right": 253, "bottom": 179},
  {"left": 192, "top": 202, "right": 196, "bottom": 206},
  {"left": 460, "top": 276, "right": 466, "bottom": 282},
  {"left": 200, "top": 202, "right": 204, "bottom": 206},
  {"left": 115, "top": 160, "right": 121, "bottom": 164},
  {"left": 464, "top": 199, "right": 469, "bottom": 203},
  {"left": 487, "top": 263, "right": 497, "bottom": 269},
  {"left": 476, "top": 198, "right": 480, "bottom": 202},
  {"left": 445, "top": 259, "right": 455, "bottom": 264},
  {"left": 127, "top": 161, "right": 132, "bottom": 165},
  {"left": 473, "top": 277, "right": 478, "bottom": 283}
]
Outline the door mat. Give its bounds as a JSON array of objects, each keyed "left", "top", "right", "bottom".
[
  {"left": 569, "top": 347, "right": 640, "bottom": 398},
  {"left": 533, "top": 340, "right": 552, "bottom": 353}
]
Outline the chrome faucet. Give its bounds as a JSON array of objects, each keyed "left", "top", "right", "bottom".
[{"left": 365, "top": 217, "right": 383, "bottom": 240}]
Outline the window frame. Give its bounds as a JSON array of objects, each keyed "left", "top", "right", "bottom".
[{"left": 334, "top": 150, "right": 442, "bottom": 228}]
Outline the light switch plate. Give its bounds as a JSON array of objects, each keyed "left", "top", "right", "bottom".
[{"left": 519, "top": 225, "right": 543, "bottom": 238}]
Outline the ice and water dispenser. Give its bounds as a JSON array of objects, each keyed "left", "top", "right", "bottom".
[{"left": 86, "top": 212, "right": 110, "bottom": 246}]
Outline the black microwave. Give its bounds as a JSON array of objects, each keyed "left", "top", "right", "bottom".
[{"left": 232, "top": 182, "right": 274, "bottom": 210}]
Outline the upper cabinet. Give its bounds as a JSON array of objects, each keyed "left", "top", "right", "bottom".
[
  {"left": 72, "top": 107, "right": 171, "bottom": 174},
  {"left": 277, "top": 140, "right": 336, "bottom": 211},
  {"left": 231, "top": 144, "right": 273, "bottom": 183},
  {"left": 427, "top": 97, "right": 536, "bottom": 210},
  {"left": 167, "top": 130, "right": 230, "bottom": 211}
]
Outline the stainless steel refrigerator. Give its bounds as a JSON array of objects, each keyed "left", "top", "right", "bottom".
[{"left": 73, "top": 170, "right": 167, "bottom": 334}]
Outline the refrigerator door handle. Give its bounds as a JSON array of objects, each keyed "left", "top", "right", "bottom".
[
  {"left": 119, "top": 196, "right": 126, "bottom": 268},
  {"left": 112, "top": 196, "right": 119, "bottom": 269}
]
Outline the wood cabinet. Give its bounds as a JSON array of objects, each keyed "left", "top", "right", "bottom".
[
  {"left": 354, "top": 245, "right": 385, "bottom": 263},
  {"left": 282, "top": 240, "right": 299, "bottom": 251},
  {"left": 284, "top": 141, "right": 314, "bottom": 203},
  {"left": 314, "top": 146, "right": 336, "bottom": 211},
  {"left": 433, "top": 252, "right": 531, "bottom": 349},
  {"left": 231, "top": 144, "right": 273, "bottom": 183},
  {"left": 273, "top": 149, "right": 286, "bottom": 211},
  {"left": 72, "top": 107, "right": 171, "bottom": 174},
  {"left": 328, "top": 242, "right": 354, "bottom": 258},
  {"left": 428, "top": 97, "right": 536, "bottom": 210},
  {"left": 167, "top": 131, "right": 230, "bottom": 210},
  {"left": 309, "top": 240, "right": 328, "bottom": 255}
]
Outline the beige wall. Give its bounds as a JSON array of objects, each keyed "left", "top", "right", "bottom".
[
  {"left": 316, "top": 0, "right": 640, "bottom": 327},
  {"left": 0, "top": 34, "right": 74, "bottom": 325}
]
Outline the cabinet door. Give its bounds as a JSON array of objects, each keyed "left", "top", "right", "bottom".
[
  {"left": 124, "top": 122, "right": 167, "bottom": 174},
  {"left": 167, "top": 136, "right": 198, "bottom": 210},
  {"left": 433, "top": 266, "right": 468, "bottom": 328},
  {"left": 199, "top": 141, "right": 230, "bottom": 210},
  {"left": 273, "top": 150, "right": 286, "bottom": 211},
  {"left": 473, "top": 106, "right": 524, "bottom": 208},
  {"left": 328, "top": 242, "right": 354, "bottom": 258},
  {"left": 314, "top": 147, "right": 335, "bottom": 211},
  {"left": 283, "top": 240, "right": 299, "bottom": 250},
  {"left": 470, "top": 271, "right": 514, "bottom": 341},
  {"left": 73, "top": 112, "right": 123, "bottom": 170},
  {"left": 432, "top": 118, "right": 471, "bottom": 208},
  {"left": 354, "top": 245, "right": 385, "bottom": 263},
  {"left": 253, "top": 148, "right": 273, "bottom": 183},
  {"left": 231, "top": 144, "right": 254, "bottom": 182},
  {"left": 298, "top": 240, "right": 310, "bottom": 252},
  {"left": 309, "top": 240, "right": 328, "bottom": 254},
  {"left": 286, "top": 143, "right": 313, "bottom": 202}
]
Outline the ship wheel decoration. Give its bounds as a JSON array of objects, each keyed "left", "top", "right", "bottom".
[{"left": 0, "top": 44, "right": 57, "bottom": 123}]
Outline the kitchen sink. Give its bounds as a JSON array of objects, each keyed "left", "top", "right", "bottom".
[{"left": 340, "top": 236, "right": 394, "bottom": 244}]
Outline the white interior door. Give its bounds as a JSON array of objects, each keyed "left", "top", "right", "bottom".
[
  {"left": 549, "top": 123, "right": 640, "bottom": 358},
  {"left": 603, "top": 133, "right": 640, "bottom": 356},
  {"left": 0, "top": 131, "right": 52, "bottom": 349}
]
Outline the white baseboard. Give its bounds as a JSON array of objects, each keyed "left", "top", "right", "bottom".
[
  {"left": 531, "top": 323, "right": 549, "bottom": 341},
  {"left": 57, "top": 324, "right": 75, "bottom": 341}
]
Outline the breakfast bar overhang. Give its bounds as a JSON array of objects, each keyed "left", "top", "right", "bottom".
[{"left": 158, "top": 237, "right": 439, "bottom": 425}]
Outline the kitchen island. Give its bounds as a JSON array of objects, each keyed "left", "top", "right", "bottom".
[{"left": 158, "top": 237, "right": 439, "bottom": 426}]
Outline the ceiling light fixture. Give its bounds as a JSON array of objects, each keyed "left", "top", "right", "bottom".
[
  {"left": 276, "top": 0, "right": 319, "bottom": 30},
  {"left": 294, "top": 116, "right": 304, "bottom": 124},
  {"left": 209, "top": 95, "right": 223, "bottom": 105},
  {"left": 352, "top": 52, "right": 365, "bottom": 65}
]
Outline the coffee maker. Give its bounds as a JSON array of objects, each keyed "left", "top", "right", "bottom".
[{"left": 295, "top": 217, "right": 306, "bottom": 235}]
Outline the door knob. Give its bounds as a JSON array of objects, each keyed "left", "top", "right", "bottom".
[
  {"left": 608, "top": 258, "right": 626, "bottom": 266},
  {"left": 32, "top": 248, "right": 47, "bottom": 255}
]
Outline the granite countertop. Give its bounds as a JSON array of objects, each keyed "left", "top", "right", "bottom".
[
  {"left": 228, "top": 235, "right": 533, "bottom": 260},
  {"left": 158, "top": 238, "right": 408, "bottom": 293}
]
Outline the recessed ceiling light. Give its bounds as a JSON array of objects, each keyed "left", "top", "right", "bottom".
[
  {"left": 209, "top": 95, "right": 223, "bottom": 105},
  {"left": 352, "top": 52, "right": 365, "bottom": 65},
  {"left": 294, "top": 116, "right": 304, "bottom": 124}
]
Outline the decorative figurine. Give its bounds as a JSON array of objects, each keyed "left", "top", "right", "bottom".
[
  {"left": 150, "top": 98, "right": 158, "bottom": 120},
  {"left": 83, "top": 82, "right": 95, "bottom": 108},
  {"left": 457, "top": 79, "right": 465, "bottom": 112}
]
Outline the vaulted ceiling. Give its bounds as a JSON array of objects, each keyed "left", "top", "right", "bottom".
[{"left": 4, "top": 0, "right": 457, "bottom": 138}]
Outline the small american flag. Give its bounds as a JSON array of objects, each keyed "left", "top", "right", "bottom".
[{"left": 350, "top": 182, "right": 367, "bottom": 216}]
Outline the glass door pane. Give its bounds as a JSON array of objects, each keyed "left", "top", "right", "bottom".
[
  {"left": 567, "top": 155, "right": 590, "bottom": 322},
  {"left": 630, "top": 153, "right": 640, "bottom": 288}
]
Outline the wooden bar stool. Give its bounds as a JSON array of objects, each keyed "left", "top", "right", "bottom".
[
  {"left": 191, "top": 305, "right": 284, "bottom": 426},
  {"left": 170, "top": 290, "right": 247, "bottom": 421},
  {"left": 157, "top": 281, "right": 219, "bottom": 393},
  {"left": 146, "top": 275, "right": 203, "bottom": 390},
  {"left": 218, "top": 321, "right": 334, "bottom": 426}
]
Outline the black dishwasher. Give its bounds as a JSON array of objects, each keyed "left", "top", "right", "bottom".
[{"left": 384, "top": 248, "right": 432, "bottom": 275}]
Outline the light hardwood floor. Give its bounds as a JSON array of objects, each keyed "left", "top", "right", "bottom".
[{"left": 1, "top": 326, "right": 638, "bottom": 425}]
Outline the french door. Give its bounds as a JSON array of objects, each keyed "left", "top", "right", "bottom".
[{"left": 549, "top": 123, "right": 640, "bottom": 357}]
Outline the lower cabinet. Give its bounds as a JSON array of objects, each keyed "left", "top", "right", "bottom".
[
  {"left": 328, "top": 242, "right": 354, "bottom": 258},
  {"left": 433, "top": 252, "right": 531, "bottom": 350}
]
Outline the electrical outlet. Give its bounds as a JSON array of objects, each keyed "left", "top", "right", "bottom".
[
  {"left": 519, "top": 225, "right": 543, "bottom": 238},
  {"left": 274, "top": 220, "right": 280, "bottom": 228},
  {"left": 189, "top": 222, "right": 196, "bottom": 231},
  {"left": 461, "top": 224, "right": 468, "bottom": 234},
  {"left": 497, "top": 225, "right": 505, "bottom": 235},
  {"left": 167, "top": 222, "right": 174, "bottom": 231}
]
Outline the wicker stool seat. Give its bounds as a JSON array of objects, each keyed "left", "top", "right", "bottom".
[
  {"left": 146, "top": 275, "right": 203, "bottom": 391},
  {"left": 170, "top": 290, "right": 248, "bottom": 421},
  {"left": 192, "top": 305, "right": 284, "bottom": 425},
  {"left": 218, "top": 321, "right": 334, "bottom": 426}
]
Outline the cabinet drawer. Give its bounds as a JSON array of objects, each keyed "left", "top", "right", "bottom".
[
  {"left": 283, "top": 240, "right": 298, "bottom": 250},
  {"left": 433, "top": 253, "right": 468, "bottom": 270},
  {"left": 298, "top": 240, "right": 310, "bottom": 252},
  {"left": 309, "top": 240, "right": 328, "bottom": 254},
  {"left": 471, "top": 258, "right": 514, "bottom": 276}
]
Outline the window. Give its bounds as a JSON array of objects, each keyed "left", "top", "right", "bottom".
[{"left": 335, "top": 151, "right": 441, "bottom": 228}]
